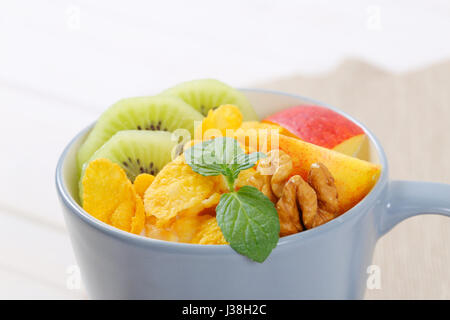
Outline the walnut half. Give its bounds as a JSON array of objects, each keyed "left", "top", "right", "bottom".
[
  {"left": 235, "top": 151, "right": 340, "bottom": 236},
  {"left": 240, "top": 149, "right": 293, "bottom": 203},
  {"left": 277, "top": 175, "right": 314, "bottom": 236},
  {"left": 275, "top": 162, "right": 340, "bottom": 236},
  {"left": 308, "top": 163, "right": 339, "bottom": 214}
]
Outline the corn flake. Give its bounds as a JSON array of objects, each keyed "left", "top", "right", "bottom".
[
  {"left": 143, "top": 155, "right": 226, "bottom": 227},
  {"left": 130, "top": 194, "right": 145, "bottom": 234},
  {"left": 82, "top": 158, "right": 144, "bottom": 234},
  {"left": 134, "top": 173, "right": 155, "bottom": 198},
  {"left": 191, "top": 216, "right": 228, "bottom": 245},
  {"left": 235, "top": 167, "right": 259, "bottom": 189},
  {"left": 239, "top": 121, "right": 282, "bottom": 132},
  {"left": 144, "top": 215, "right": 178, "bottom": 241},
  {"left": 171, "top": 213, "right": 211, "bottom": 243},
  {"left": 195, "top": 104, "right": 243, "bottom": 140}
]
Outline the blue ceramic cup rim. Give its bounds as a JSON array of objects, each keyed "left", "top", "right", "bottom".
[{"left": 56, "top": 88, "right": 389, "bottom": 254}]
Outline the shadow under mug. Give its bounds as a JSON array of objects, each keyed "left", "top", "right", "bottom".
[{"left": 56, "top": 89, "right": 450, "bottom": 299}]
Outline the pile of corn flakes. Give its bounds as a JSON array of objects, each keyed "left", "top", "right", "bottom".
[{"left": 82, "top": 105, "right": 269, "bottom": 244}]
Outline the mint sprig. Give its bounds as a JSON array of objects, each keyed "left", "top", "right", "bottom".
[
  {"left": 216, "top": 186, "right": 280, "bottom": 262},
  {"left": 185, "top": 137, "right": 280, "bottom": 262},
  {"left": 185, "top": 137, "right": 265, "bottom": 191}
]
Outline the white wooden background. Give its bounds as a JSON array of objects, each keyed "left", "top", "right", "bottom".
[{"left": 0, "top": 0, "right": 449, "bottom": 299}]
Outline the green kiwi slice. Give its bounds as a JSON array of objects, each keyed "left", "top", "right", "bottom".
[
  {"left": 79, "top": 130, "right": 179, "bottom": 203},
  {"left": 161, "top": 79, "right": 258, "bottom": 120},
  {"left": 77, "top": 95, "right": 203, "bottom": 171}
]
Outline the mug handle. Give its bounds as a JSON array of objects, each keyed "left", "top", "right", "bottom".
[{"left": 378, "top": 180, "right": 450, "bottom": 237}]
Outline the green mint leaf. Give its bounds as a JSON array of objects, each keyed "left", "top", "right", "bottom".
[
  {"left": 184, "top": 139, "right": 225, "bottom": 176},
  {"left": 216, "top": 186, "right": 280, "bottom": 262},
  {"left": 209, "top": 136, "right": 245, "bottom": 164},
  {"left": 230, "top": 152, "right": 266, "bottom": 179},
  {"left": 185, "top": 138, "right": 277, "bottom": 261},
  {"left": 185, "top": 137, "right": 264, "bottom": 191}
]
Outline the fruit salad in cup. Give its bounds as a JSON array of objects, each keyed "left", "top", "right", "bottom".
[{"left": 78, "top": 79, "right": 381, "bottom": 262}]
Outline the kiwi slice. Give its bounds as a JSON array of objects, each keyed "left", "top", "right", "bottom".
[
  {"left": 161, "top": 79, "right": 258, "bottom": 120},
  {"left": 77, "top": 95, "right": 203, "bottom": 171},
  {"left": 79, "top": 130, "right": 179, "bottom": 202}
]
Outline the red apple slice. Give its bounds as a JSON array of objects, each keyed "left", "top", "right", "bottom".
[{"left": 264, "top": 105, "right": 368, "bottom": 158}]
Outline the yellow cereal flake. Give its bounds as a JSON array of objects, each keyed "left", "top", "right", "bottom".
[
  {"left": 145, "top": 216, "right": 178, "bottom": 241},
  {"left": 239, "top": 121, "right": 282, "bottom": 132},
  {"left": 199, "top": 192, "right": 222, "bottom": 210},
  {"left": 82, "top": 158, "right": 144, "bottom": 234},
  {"left": 82, "top": 158, "right": 133, "bottom": 224},
  {"left": 143, "top": 155, "right": 226, "bottom": 227},
  {"left": 171, "top": 213, "right": 211, "bottom": 243},
  {"left": 226, "top": 127, "right": 280, "bottom": 154},
  {"left": 191, "top": 105, "right": 278, "bottom": 154},
  {"left": 235, "top": 167, "right": 259, "bottom": 189},
  {"left": 134, "top": 173, "right": 155, "bottom": 198},
  {"left": 130, "top": 194, "right": 145, "bottom": 234},
  {"left": 191, "top": 216, "right": 228, "bottom": 245},
  {"left": 111, "top": 199, "right": 135, "bottom": 232},
  {"left": 195, "top": 104, "right": 243, "bottom": 140},
  {"left": 215, "top": 119, "right": 283, "bottom": 153}
]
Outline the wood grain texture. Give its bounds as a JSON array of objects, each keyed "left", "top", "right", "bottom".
[
  {"left": 0, "top": 209, "right": 86, "bottom": 299},
  {"left": 0, "top": 85, "right": 95, "bottom": 229},
  {"left": 0, "top": 86, "right": 92, "bottom": 299},
  {"left": 257, "top": 59, "right": 450, "bottom": 299}
]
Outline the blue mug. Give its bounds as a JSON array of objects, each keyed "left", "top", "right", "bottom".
[{"left": 56, "top": 89, "right": 450, "bottom": 299}]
